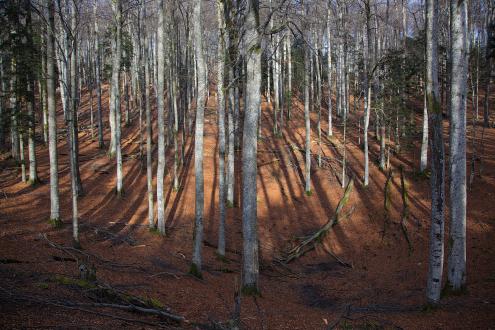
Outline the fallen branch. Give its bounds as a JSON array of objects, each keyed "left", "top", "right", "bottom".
[
  {"left": 279, "top": 180, "right": 354, "bottom": 263},
  {"left": 0, "top": 286, "right": 173, "bottom": 327},
  {"left": 321, "top": 244, "right": 353, "bottom": 268}
]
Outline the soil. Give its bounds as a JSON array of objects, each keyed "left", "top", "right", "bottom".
[{"left": 1, "top": 85, "right": 494, "bottom": 329}]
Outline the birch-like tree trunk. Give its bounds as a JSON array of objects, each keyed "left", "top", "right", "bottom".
[
  {"left": 216, "top": 0, "right": 227, "bottom": 257},
  {"left": 304, "top": 38, "right": 311, "bottom": 194},
  {"left": 420, "top": 80, "right": 429, "bottom": 172},
  {"left": 426, "top": 0, "right": 445, "bottom": 305},
  {"left": 447, "top": 0, "right": 468, "bottom": 291},
  {"left": 286, "top": 34, "right": 292, "bottom": 120},
  {"left": 111, "top": 0, "right": 123, "bottom": 196},
  {"left": 191, "top": 0, "right": 207, "bottom": 277},
  {"left": 142, "top": 1, "right": 154, "bottom": 229},
  {"left": 24, "top": 2, "right": 38, "bottom": 184},
  {"left": 156, "top": 0, "right": 166, "bottom": 234},
  {"left": 93, "top": 0, "right": 104, "bottom": 149},
  {"left": 69, "top": 0, "right": 79, "bottom": 246},
  {"left": 327, "top": 2, "right": 333, "bottom": 136},
  {"left": 363, "top": 1, "right": 372, "bottom": 187},
  {"left": 46, "top": 0, "right": 60, "bottom": 226},
  {"left": 241, "top": 0, "right": 261, "bottom": 293}
]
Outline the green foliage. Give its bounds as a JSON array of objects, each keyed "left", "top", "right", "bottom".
[
  {"left": 36, "top": 282, "right": 49, "bottom": 290},
  {"left": 305, "top": 190, "right": 313, "bottom": 196}
]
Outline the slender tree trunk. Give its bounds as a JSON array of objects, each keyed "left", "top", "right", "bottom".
[
  {"left": 94, "top": 0, "right": 104, "bottom": 149},
  {"left": 27, "top": 79, "right": 38, "bottom": 183},
  {"left": 363, "top": 2, "right": 372, "bottom": 187},
  {"left": 241, "top": 0, "right": 261, "bottom": 293},
  {"left": 9, "top": 60, "right": 19, "bottom": 163},
  {"left": 191, "top": 0, "right": 207, "bottom": 276},
  {"left": 327, "top": 3, "right": 333, "bottom": 136},
  {"left": 143, "top": 0, "right": 154, "bottom": 229},
  {"left": 216, "top": 0, "right": 227, "bottom": 257},
  {"left": 447, "top": 0, "right": 468, "bottom": 291},
  {"left": 287, "top": 34, "right": 292, "bottom": 120},
  {"left": 156, "top": 0, "right": 166, "bottom": 234},
  {"left": 426, "top": 0, "right": 445, "bottom": 305},
  {"left": 420, "top": 87, "right": 429, "bottom": 172},
  {"left": 46, "top": 0, "right": 60, "bottom": 225},
  {"left": 304, "top": 40, "right": 311, "bottom": 194},
  {"left": 110, "top": 0, "right": 123, "bottom": 196},
  {"left": 227, "top": 66, "right": 235, "bottom": 207}
]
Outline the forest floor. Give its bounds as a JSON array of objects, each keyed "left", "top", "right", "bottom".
[{"left": 1, "top": 86, "right": 495, "bottom": 329}]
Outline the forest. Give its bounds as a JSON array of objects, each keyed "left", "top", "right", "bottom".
[{"left": 0, "top": 0, "right": 494, "bottom": 328}]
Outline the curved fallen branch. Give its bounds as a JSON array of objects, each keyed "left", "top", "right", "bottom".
[{"left": 279, "top": 179, "right": 354, "bottom": 263}]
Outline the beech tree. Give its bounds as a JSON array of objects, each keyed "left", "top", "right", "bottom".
[
  {"left": 425, "top": 0, "right": 445, "bottom": 305},
  {"left": 191, "top": 0, "right": 207, "bottom": 277},
  {"left": 447, "top": 0, "right": 468, "bottom": 292}
]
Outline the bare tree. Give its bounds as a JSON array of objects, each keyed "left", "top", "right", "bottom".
[
  {"left": 216, "top": 0, "right": 227, "bottom": 258},
  {"left": 241, "top": 0, "right": 261, "bottom": 293},
  {"left": 156, "top": 0, "right": 166, "bottom": 234},
  {"left": 447, "top": 0, "right": 468, "bottom": 292},
  {"left": 425, "top": 0, "right": 445, "bottom": 305},
  {"left": 46, "top": 0, "right": 60, "bottom": 227},
  {"left": 191, "top": 0, "right": 207, "bottom": 277}
]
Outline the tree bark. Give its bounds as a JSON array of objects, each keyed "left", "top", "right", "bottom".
[
  {"left": 447, "top": 0, "right": 468, "bottom": 292},
  {"left": 426, "top": 0, "right": 445, "bottom": 305},
  {"left": 46, "top": 0, "right": 60, "bottom": 225},
  {"left": 216, "top": 0, "right": 227, "bottom": 257},
  {"left": 241, "top": 0, "right": 261, "bottom": 293},
  {"left": 191, "top": 0, "right": 207, "bottom": 276},
  {"left": 156, "top": 0, "right": 166, "bottom": 234}
]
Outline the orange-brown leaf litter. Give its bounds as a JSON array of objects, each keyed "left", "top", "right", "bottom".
[{"left": 1, "top": 86, "right": 494, "bottom": 328}]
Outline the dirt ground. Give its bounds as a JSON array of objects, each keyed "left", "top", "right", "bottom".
[{"left": 1, "top": 85, "right": 494, "bottom": 329}]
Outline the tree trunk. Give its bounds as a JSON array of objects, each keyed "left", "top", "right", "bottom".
[
  {"left": 216, "top": 0, "right": 227, "bottom": 257},
  {"left": 447, "top": 0, "right": 468, "bottom": 292},
  {"left": 143, "top": 0, "right": 154, "bottom": 229},
  {"left": 94, "top": 0, "right": 104, "bottom": 149},
  {"left": 241, "top": 0, "right": 261, "bottom": 293},
  {"left": 46, "top": 0, "right": 60, "bottom": 225},
  {"left": 191, "top": 0, "right": 207, "bottom": 276},
  {"left": 111, "top": 0, "right": 123, "bottom": 196},
  {"left": 156, "top": 0, "right": 166, "bottom": 234},
  {"left": 426, "top": 0, "right": 445, "bottom": 305},
  {"left": 327, "top": 3, "right": 333, "bottom": 136},
  {"left": 304, "top": 39, "right": 311, "bottom": 194}
]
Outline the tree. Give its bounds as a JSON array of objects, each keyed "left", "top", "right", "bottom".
[
  {"left": 447, "top": 0, "right": 468, "bottom": 292},
  {"left": 425, "top": 0, "right": 445, "bottom": 305},
  {"left": 111, "top": 0, "right": 123, "bottom": 196},
  {"left": 46, "top": 0, "right": 61, "bottom": 227},
  {"left": 191, "top": 0, "right": 207, "bottom": 277},
  {"left": 93, "top": 0, "right": 104, "bottom": 149},
  {"left": 216, "top": 0, "right": 227, "bottom": 258},
  {"left": 241, "top": 0, "right": 261, "bottom": 294},
  {"left": 156, "top": 0, "right": 166, "bottom": 234},
  {"left": 143, "top": 0, "right": 154, "bottom": 229}
]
